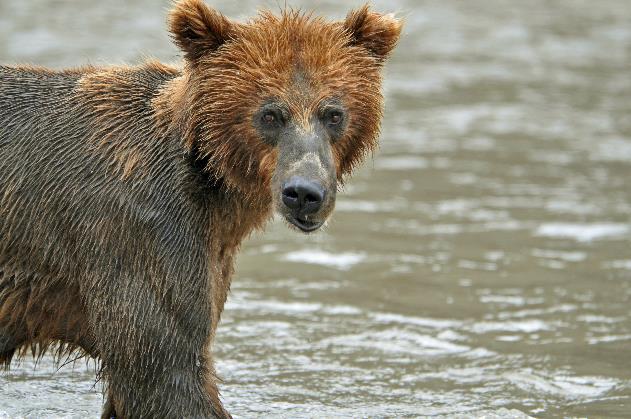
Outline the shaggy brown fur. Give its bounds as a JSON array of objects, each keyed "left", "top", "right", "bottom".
[{"left": 0, "top": 1, "right": 401, "bottom": 417}]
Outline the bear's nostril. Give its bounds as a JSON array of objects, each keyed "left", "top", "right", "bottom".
[
  {"left": 282, "top": 188, "right": 300, "bottom": 210},
  {"left": 304, "top": 193, "right": 319, "bottom": 204},
  {"left": 281, "top": 177, "right": 325, "bottom": 215}
]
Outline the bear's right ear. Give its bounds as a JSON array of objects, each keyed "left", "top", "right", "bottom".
[
  {"left": 343, "top": 5, "right": 403, "bottom": 62},
  {"left": 169, "top": 0, "right": 235, "bottom": 63}
]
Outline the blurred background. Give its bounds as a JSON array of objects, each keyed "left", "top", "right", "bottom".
[{"left": 1, "top": 0, "right": 630, "bottom": 417}]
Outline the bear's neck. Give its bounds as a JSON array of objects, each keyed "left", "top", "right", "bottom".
[
  {"left": 76, "top": 62, "right": 272, "bottom": 328},
  {"left": 153, "top": 69, "right": 274, "bottom": 325},
  {"left": 154, "top": 71, "right": 274, "bottom": 247}
]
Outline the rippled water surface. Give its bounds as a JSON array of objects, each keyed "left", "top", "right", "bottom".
[{"left": 1, "top": 0, "right": 631, "bottom": 417}]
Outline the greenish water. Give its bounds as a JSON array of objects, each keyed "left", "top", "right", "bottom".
[{"left": 1, "top": 0, "right": 630, "bottom": 417}]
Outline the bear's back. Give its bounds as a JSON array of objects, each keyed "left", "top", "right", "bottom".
[{"left": 0, "top": 65, "right": 212, "bottom": 288}]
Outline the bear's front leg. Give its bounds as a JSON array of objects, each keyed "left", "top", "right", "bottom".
[
  {"left": 98, "top": 317, "right": 229, "bottom": 418},
  {"left": 88, "top": 277, "right": 230, "bottom": 418},
  {"left": 104, "top": 353, "right": 228, "bottom": 418},
  {"left": 101, "top": 390, "right": 116, "bottom": 419}
]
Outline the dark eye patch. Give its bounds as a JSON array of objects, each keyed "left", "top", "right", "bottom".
[
  {"left": 253, "top": 101, "right": 289, "bottom": 145},
  {"left": 323, "top": 108, "right": 344, "bottom": 126},
  {"left": 258, "top": 104, "right": 285, "bottom": 128},
  {"left": 319, "top": 100, "right": 347, "bottom": 140}
]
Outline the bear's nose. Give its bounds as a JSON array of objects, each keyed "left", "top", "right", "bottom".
[{"left": 281, "top": 177, "right": 325, "bottom": 215}]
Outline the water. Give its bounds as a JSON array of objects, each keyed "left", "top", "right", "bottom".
[{"left": 1, "top": 0, "right": 631, "bottom": 417}]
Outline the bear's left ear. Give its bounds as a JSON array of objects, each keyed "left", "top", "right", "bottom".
[
  {"left": 169, "top": 0, "right": 236, "bottom": 63},
  {"left": 343, "top": 5, "right": 403, "bottom": 62}
]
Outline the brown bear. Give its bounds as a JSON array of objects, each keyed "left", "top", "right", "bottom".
[{"left": 0, "top": 0, "right": 401, "bottom": 417}]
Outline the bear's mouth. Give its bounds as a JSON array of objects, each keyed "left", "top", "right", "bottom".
[{"left": 287, "top": 215, "right": 323, "bottom": 233}]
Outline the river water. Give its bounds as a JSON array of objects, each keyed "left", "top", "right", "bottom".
[{"left": 1, "top": 0, "right": 630, "bottom": 417}]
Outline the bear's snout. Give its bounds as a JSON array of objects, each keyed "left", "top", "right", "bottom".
[
  {"left": 282, "top": 176, "right": 325, "bottom": 214},
  {"left": 281, "top": 176, "right": 326, "bottom": 232}
]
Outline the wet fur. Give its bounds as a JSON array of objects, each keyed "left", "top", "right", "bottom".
[{"left": 0, "top": 1, "right": 401, "bottom": 417}]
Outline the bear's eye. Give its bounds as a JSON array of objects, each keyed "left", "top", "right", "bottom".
[
  {"left": 329, "top": 111, "right": 342, "bottom": 125},
  {"left": 322, "top": 107, "right": 345, "bottom": 128},
  {"left": 262, "top": 112, "right": 275, "bottom": 124},
  {"left": 259, "top": 106, "right": 285, "bottom": 129}
]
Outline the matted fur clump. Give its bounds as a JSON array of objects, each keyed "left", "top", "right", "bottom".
[{"left": 0, "top": 0, "right": 401, "bottom": 417}]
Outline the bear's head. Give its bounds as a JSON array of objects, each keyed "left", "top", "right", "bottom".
[{"left": 169, "top": 0, "right": 402, "bottom": 232}]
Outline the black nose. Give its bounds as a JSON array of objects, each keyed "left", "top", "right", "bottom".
[{"left": 282, "top": 177, "right": 325, "bottom": 215}]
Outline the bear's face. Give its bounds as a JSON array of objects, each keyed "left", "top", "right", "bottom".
[{"left": 170, "top": 0, "right": 402, "bottom": 232}]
